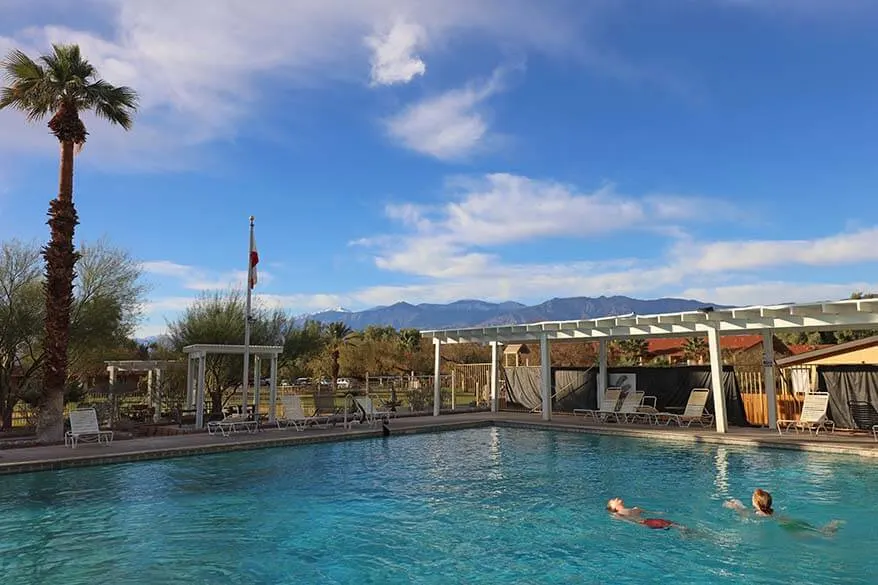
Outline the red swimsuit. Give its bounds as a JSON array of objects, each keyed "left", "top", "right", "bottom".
[{"left": 641, "top": 518, "right": 674, "bottom": 530}]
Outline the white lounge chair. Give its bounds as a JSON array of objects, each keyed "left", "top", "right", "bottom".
[
  {"left": 777, "top": 392, "right": 835, "bottom": 436},
  {"left": 574, "top": 387, "right": 622, "bottom": 422},
  {"left": 613, "top": 391, "right": 645, "bottom": 423},
  {"left": 65, "top": 408, "right": 114, "bottom": 448},
  {"left": 655, "top": 389, "right": 714, "bottom": 427},
  {"left": 354, "top": 396, "right": 393, "bottom": 427},
  {"left": 207, "top": 413, "right": 258, "bottom": 437},
  {"left": 278, "top": 395, "right": 332, "bottom": 430}
]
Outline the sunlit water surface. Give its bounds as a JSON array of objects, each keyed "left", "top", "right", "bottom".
[{"left": 1, "top": 427, "right": 875, "bottom": 584}]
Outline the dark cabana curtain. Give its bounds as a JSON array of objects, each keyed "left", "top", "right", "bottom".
[{"left": 817, "top": 365, "right": 878, "bottom": 429}]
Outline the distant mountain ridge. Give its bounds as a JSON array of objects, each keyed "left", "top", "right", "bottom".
[{"left": 296, "top": 295, "right": 723, "bottom": 330}]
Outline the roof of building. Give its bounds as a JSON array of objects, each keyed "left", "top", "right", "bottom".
[{"left": 775, "top": 335, "right": 878, "bottom": 366}]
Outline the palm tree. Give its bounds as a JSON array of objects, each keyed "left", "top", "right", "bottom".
[
  {"left": 1, "top": 44, "right": 138, "bottom": 442},
  {"left": 397, "top": 328, "right": 422, "bottom": 374},
  {"left": 682, "top": 337, "right": 708, "bottom": 364},
  {"left": 325, "top": 322, "right": 358, "bottom": 393},
  {"left": 615, "top": 339, "right": 649, "bottom": 365}
]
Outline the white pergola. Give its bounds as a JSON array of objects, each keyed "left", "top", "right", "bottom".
[
  {"left": 182, "top": 344, "right": 283, "bottom": 428},
  {"left": 420, "top": 298, "right": 878, "bottom": 433},
  {"left": 105, "top": 359, "right": 180, "bottom": 423}
]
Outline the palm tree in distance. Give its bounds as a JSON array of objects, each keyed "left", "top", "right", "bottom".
[
  {"left": 682, "top": 337, "right": 708, "bottom": 364},
  {"left": 325, "top": 322, "right": 358, "bottom": 393},
  {"left": 0, "top": 44, "right": 138, "bottom": 442}
]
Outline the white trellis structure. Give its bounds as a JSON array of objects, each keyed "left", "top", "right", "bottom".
[
  {"left": 105, "top": 359, "right": 179, "bottom": 423},
  {"left": 421, "top": 298, "right": 878, "bottom": 433},
  {"left": 182, "top": 344, "right": 283, "bottom": 428}
]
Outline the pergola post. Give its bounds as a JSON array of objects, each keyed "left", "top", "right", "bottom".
[
  {"left": 153, "top": 368, "right": 163, "bottom": 422},
  {"left": 269, "top": 356, "right": 278, "bottom": 424},
  {"left": 186, "top": 356, "right": 194, "bottom": 408},
  {"left": 147, "top": 369, "right": 154, "bottom": 417},
  {"left": 196, "top": 353, "right": 206, "bottom": 429},
  {"left": 433, "top": 338, "right": 442, "bottom": 417},
  {"left": 762, "top": 330, "right": 778, "bottom": 430},
  {"left": 253, "top": 355, "right": 261, "bottom": 420},
  {"left": 540, "top": 332, "right": 551, "bottom": 421},
  {"left": 598, "top": 339, "right": 608, "bottom": 402},
  {"left": 106, "top": 365, "right": 117, "bottom": 429},
  {"left": 490, "top": 341, "right": 499, "bottom": 413},
  {"left": 706, "top": 327, "right": 728, "bottom": 433}
]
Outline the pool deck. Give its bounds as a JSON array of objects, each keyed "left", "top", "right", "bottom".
[{"left": 1, "top": 412, "right": 876, "bottom": 475}]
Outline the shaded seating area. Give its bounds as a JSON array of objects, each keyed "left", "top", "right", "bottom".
[{"left": 65, "top": 408, "right": 114, "bottom": 448}]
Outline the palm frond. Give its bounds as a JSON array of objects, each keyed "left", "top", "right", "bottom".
[
  {"left": 82, "top": 80, "right": 138, "bottom": 129},
  {"left": 0, "top": 49, "right": 56, "bottom": 120}
]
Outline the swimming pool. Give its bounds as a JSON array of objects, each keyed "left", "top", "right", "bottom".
[{"left": 1, "top": 427, "right": 875, "bottom": 584}]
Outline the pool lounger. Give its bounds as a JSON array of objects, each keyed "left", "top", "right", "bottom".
[
  {"left": 573, "top": 387, "right": 622, "bottom": 422},
  {"left": 277, "top": 395, "right": 334, "bottom": 430},
  {"left": 65, "top": 408, "right": 114, "bottom": 448},
  {"left": 207, "top": 415, "right": 258, "bottom": 437},
  {"left": 653, "top": 389, "right": 714, "bottom": 427},
  {"left": 777, "top": 392, "right": 835, "bottom": 436}
]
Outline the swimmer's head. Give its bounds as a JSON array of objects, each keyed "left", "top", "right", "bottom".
[
  {"left": 752, "top": 489, "right": 773, "bottom": 515},
  {"left": 607, "top": 498, "right": 624, "bottom": 512}
]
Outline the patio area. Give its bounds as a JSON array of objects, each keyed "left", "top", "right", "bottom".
[{"left": 1, "top": 411, "right": 875, "bottom": 476}]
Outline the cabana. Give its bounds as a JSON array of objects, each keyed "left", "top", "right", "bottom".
[
  {"left": 105, "top": 359, "right": 179, "bottom": 423},
  {"left": 182, "top": 344, "right": 283, "bottom": 428},
  {"left": 420, "top": 298, "right": 878, "bottom": 433}
]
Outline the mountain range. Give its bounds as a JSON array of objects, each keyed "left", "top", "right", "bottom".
[{"left": 295, "top": 295, "right": 722, "bottom": 330}]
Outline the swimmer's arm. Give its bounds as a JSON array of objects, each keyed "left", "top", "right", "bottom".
[{"left": 723, "top": 499, "right": 750, "bottom": 517}]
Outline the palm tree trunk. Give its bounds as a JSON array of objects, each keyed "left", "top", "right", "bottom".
[
  {"left": 331, "top": 349, "right": 340, "bottom": 393},
  {"left": 36, "top": 139, "right": 79, "bottom": 443}
]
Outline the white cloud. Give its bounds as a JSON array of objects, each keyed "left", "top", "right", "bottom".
[
  {"left": 681, "top": 281, "right": 878, "bottom": 307},
  {"left": 672, "top": 228, "right": 878, "bottom": 272},
  {"left": 361, "top": 173, "right": 731, "bottom": 277},
  {"left": 0, "top": 0, "right": 596, "bottom": 170},
  {"left": 141, "top": 260, "right": 273, "bottom": 291},
  {"left": 385, "top": 69, "right": 507, "bottom": 160},
  {"left": 366, "top": 18, "right": 427, "bottom": 86}
]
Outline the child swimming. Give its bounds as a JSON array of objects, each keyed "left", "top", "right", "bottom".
[
  {"left": 724, "top": 489, "right": 842, "bottom": 536},
  {"left": 607, "top": 498, "right": 677, "bottom": 530}
]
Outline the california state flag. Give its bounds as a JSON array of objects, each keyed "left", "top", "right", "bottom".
[{"left": 248, "top": 229, "right": 259, "bottom": 289}]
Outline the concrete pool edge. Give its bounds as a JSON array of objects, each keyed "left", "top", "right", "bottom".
[{"left": 1, "top": 414, "right": 876, "bottom": 475}]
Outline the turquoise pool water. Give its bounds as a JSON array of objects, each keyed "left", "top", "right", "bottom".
[{"left": 1, "top": 428, "right": 876, "bottom": 584}]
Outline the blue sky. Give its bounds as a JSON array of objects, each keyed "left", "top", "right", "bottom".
[{"left": 1, "top": 0, "right": 877, "bottom": 337}]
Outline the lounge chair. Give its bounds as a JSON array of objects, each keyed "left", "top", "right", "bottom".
[
  {"left": 613, "top": 391, "right": 645, "bottom": 423},
  {"left": 574, "top": 387, "right": 622, "bottom": 422},
  {"left": 65, "top": 408, "right": 114, "bottom": 448},
  {"left": 207, "top": 413, "right": 258, "bottom": 437},
  {"left": 777, "top": 392, "right": 835, "bottom": 436},
  {"left": 654, "top": 389, "right": 714, "bottom": 427},
  {"left": 277, "top": 395, "right": 332, "bottom": 430},
  {"left": 354, "top": 396, "right": 394, "bottom": 427}
]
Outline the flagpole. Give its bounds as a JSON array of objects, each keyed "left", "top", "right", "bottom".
[{"left": 242, "top": 215, "right": 254, "bottom": 418}]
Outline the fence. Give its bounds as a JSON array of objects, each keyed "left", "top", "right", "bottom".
[{"left": 735, "top": 365, "right": 812, "bottom": 426}]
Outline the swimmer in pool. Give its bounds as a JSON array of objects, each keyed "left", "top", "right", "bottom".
[
  {"left": 724, "top": 489, "right": 842, "bottom": 536},
  {"left": 607, "top": 498, "right": 677, "bottom": 530}
]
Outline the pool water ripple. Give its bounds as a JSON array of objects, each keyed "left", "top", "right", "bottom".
[{"left": 1, "top": 427, "right": 877, "bottom": 584}]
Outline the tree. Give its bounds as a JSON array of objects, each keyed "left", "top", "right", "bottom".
[
  {"left": 279, "top": 319, "right": 324, "bottom": 380},
  {"left": 324, "top": 322, "right": 358, "bottom": 392},
  {"left": 0, "top": 239, "right": 146, "bottom": 429},
  {"left": 166, "top": 291, "right": 284, "bottom": 414},
  {"left": 1, "top": 44, "right": 138, "bottom": 442},
  {"left": 681, "top": 337, "right": 708, "bottom": 364},
  {"left": 398, "top": 328, "right": 423, "bottom": 373},
  {"left": 615, "top": 339, "right": 649, "bottom": 365}
]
